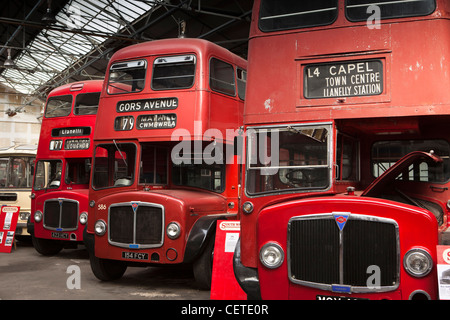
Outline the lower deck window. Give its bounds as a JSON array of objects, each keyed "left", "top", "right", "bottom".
[{"left": 372, "top": 139, "right": 450, "bottom": 182}]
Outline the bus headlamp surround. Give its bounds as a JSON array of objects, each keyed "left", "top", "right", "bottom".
[
  {"left": 95, "top": 220, "right": 107, "bottom": 236},
  {"left": 34, "top": 211, "right": 43, "bottom": 223},
  {"left": 404, "top": 248, "right": 433, "bottom": 277},
  {"left": 166, "top": 222, "right": 181, "bottom": 240},
  {"left": 79, "top": 212, "right": 88, "bottom": 225},
  {"left": 260, "top": 242, "right": 284, "bottom": 269}
]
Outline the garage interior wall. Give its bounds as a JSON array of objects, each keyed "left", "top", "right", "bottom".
[{"left": 0, "top": 83, "right": 42, "bottom": 148}]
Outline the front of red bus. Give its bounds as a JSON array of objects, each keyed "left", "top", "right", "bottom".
[
  {"left": 234, "top": 0, "right": 448, "bottom": 300},
  {"left": 29, "top": 81, "right": 101, "bottom": 255},
  {"left": 84, "top": 39, "right": 246, "bottom": 289}
]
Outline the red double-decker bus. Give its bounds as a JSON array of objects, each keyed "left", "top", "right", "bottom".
[
  {"left": 234, "top": 0, "right": 450, "bottom": 300},
  {"left": 29, "top": 80, "right": 102, "bottom": 255},
  {"left": 84, "top": 38, "right": 246, "bottom": 289}
]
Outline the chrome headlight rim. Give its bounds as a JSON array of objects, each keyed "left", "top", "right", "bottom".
[
  {"left": 404, "top": 248, "right": 433, "bottom": 278},
  {"left": 34, "top": 210, "right": 43, "bottom": 223},
  {"left": 259, "top": 242, "right": 284, "bottom": 269},
  {"left": 166, "top": 222, "right": 181, "bottom": 240},
  {"left": 94, "top": 219, "right": 107, "bottom": 236},
  {"left": 79, "top": 212, "right": 88, "bottom": 225}
]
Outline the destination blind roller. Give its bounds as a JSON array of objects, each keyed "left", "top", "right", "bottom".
[{"left": 304, "top": 59, "right": 383, "bottom": 99}]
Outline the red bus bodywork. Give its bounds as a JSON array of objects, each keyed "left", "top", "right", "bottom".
[
  {"left": 234, "top": 0, "right": 450, "bottom": 300},
  {"left": 84, "top": 38, "right": 246, "bottom": 289},
  {"left": 29, "top": 80, "right": 102, "bottom": 255}
]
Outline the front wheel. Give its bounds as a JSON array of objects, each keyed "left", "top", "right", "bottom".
[
  {"left": 193, "top": 235, "right": 215, "bottom": 290},
  {"left": 31, "top": 235, "right": 63, "bottom": 256},
  {"left": 89, "top": 254, "right": 127, "bottom": 281}
]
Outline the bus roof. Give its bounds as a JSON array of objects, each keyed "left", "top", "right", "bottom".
[
  {"left": 47, "top": 80, "right": 104, "bottom": 98},
  {"left": 0, "top": 144, "right": 37, "bottom": 156},
  {"left": 109, "top": 38, "right": 247, "bottom": 68}
]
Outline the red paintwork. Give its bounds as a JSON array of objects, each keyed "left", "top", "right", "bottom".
[
  {"left": 94, "top": 38, "right": 246, "bottom": 143},
  {"left": 363, "top": 151, "right": 443, "bottom": 197},
  {"left": 257, "top": 197, "right": 438, "bottom": 300},
  {"left": 239, "top": 0, "right": 450, "bottom": 299},
  {"left": 87, "top": 38, "right": 246, "bottom": 264},
  {"left": 94, "top": 189, "right": 227, "bottom": 262},
  {"left": 31, "top": 80, "right": 102, "bottom": 242}
]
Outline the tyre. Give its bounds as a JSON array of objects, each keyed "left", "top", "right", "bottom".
[
  {"left": 89, "top": 254, "right": 127, "bottom": 281},
  {"left": 31, "top": 235, "right": 63, "bottom": 256},
  {"left": 193, "top": 234, "right": 215, "bottom": 290}
]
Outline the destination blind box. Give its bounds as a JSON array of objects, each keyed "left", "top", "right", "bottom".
[{"left": 304, "top": 59, "right": 383, "bottom": 99}]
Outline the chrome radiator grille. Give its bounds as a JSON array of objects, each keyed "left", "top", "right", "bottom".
[
  {"left": 43, "top": 198, "right": 78, "bottom": 231},
  {"left": 288, "top": 213, "right": 399, "bottom": 293},
  {"left": 109, "top": 202, "right": 164, "bottom": 249}
]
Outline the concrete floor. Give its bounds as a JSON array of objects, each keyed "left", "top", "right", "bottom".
[{"left": 0, "top": 239, "right": 211, "bottom": 300}]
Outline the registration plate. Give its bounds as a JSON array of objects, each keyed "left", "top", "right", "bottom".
[
  {"left": 316, "top": 295, "right": 367, "bottom": 300},
  {"left": 51, "top": 232, "right": 68, "bottom": 239},
  {"left": 304, "top": 59, "right": 383, "bottom": 99},
  {"left": 121, "top": 251, "right": 148, "bottom": 260}
]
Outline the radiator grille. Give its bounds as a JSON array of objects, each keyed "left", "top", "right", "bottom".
[
  {"left": 288, "top": 214, "right": 399, "bottom": 293},
  {"left": 109, "top": 202, "right": 164, "bottom": 248},
  {"left": 43, "top": 199, "right": 78, "bottom": 231}
]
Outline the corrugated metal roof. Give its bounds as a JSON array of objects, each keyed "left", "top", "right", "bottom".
[{"left": 1, "top": 0, "right": 154, "bottom": 94}]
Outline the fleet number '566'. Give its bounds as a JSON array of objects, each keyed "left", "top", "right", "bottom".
[{"left": 98, "top": 204, "right": 107, "bottom": 210}]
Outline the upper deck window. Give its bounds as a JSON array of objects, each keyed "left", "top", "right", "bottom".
[
  {"left": 45, "top": 95, "right": 72, "bottom": 118},
  {"left": 259, "top": 0, "right": 338, "bottom": 32},
  {"left": 152, "top": 54, "right": 196, "bottom": 90},
  {"left": 107, "top": 60, "right": 146, "bottom": 94},
  {"left": 74, "top": 92, "right": 100, "bottom": 115},
  {"left": 210, "top": 58, "right": 236, "bottom": 96},
  {"left": 346, "top": 0, "right": 436, "bottom": 21}
]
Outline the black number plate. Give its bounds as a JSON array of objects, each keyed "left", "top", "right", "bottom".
[
  {"left": 316, "top": 295, "right": 367, "bottom": 300},
  {"left": 121, "top": 251, "right": 148, "bottom": 260},
  {"left": 51, "top": 232, "right": 69, "bottom": 239}
]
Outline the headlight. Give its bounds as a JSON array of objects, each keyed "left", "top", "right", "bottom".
[
  {"left": 404, "top": 248, "right": 433, "bottom": 277},
  {"left": 79, "top": 212, "right": 88, "bottom": 225},
  {"left": 94, "top": 220, "right": 107, "bottom": 236},
  {"left": 20, "top": 212, "right": 31, "bottom": 221},
  {"left": 166, "top": 222, "right": 181, "bottom": 240},
  {"left": 34, "top": 211, "right": 43, "bottom": 223},
  {"left": 260, "top": 242, "right": 284, "bottom": 269}
]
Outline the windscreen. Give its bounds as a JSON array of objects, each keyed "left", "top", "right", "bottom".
[
  {"left": 0, "top": 156, "right": 34, "bottom": 188},
  {"left": 246, "top": 124, "right": 332, "bottom": 195},
  {"left": 152, "top": 54, "right": 196, "bottom": 90},
  {"left": 45, "top": 95, "right": 72, "bottom": 118},
  {"left": 108, "top": 60, "right": 146, "bottom": 94}
]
